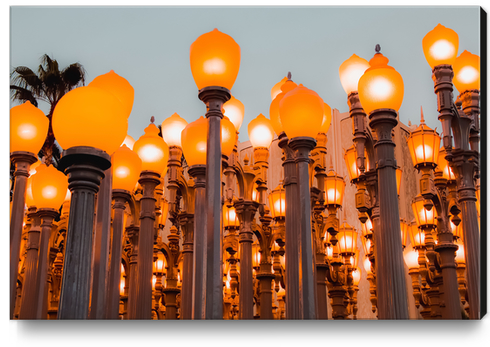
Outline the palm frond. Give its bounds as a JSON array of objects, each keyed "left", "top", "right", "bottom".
[
  {"left": 61, "top": 63, "right": 86, "bottom": 89},
  {"left": 10, "top": 66, "right": 43, "bottom": 95},
  {"left": 10, "top": 85, "right": 38, "bottom": 106}
]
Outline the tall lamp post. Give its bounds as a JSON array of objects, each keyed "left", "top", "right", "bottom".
[
  {"left": 9, "top": 101, "right": 48, "bottom": 319},
  {"left": 190, "top": 28, "right": 240, "bottom": 319},
  {"left": 422, "top": 23, "right": 481, "bottom": 319}
]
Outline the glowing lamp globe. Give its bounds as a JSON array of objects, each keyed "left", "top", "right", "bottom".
[
  {"left": 422, "top": 24, "right": 459, "bottom": 69},
  {"left": 111, "top": 144, "right": 142, "bottom": 191},
  {"left": 252, "top": 242, "right": 261, "bottom": 268},
  {"left": 352, "top": 268, "right": 361, "bottom": 286},
  {"left": 190, "top": 28, "right": 241, "bottom": 90},
  {"left": 31, "top": 164, "right": 69, "bottom": 210},
  {"left": 361, "top": 216, "right": 373, "bottom": 238},
  {"left": 248, "top": 114, "right": 275, "bottom": 149},
  {"left": 269, "top": 184, "right": 286, "bottom": 219},
  {"left": 344, "top": 145, "right": 370, "bottom": 182},
  {"left": 269, "top": 79, "right": 298, "bottom": 136},
  {"left": 154, "top": 251, "right": 166, "bottom": 274},
  {"left": 412, "top": 195, "right": 437, "bottom": 228},
  {"left": 409, "top": 221, "right": 425, "bottom": 249},
  {"left": 324, "top": 170, "right": 346, "bottom": 207},
  {"left": 133, "top": 122, "right": 169, "bottom": 175},
  {"left": 450, "top": 219, "right": 463, "bottom": 240},
  {"left": 10, "top": 101, "right": 49, "bottom": 154},
  {"left": 400, "top": 219, "right": 409, "bottom": 248},
  {"left": 339, "top": 54, "right": 370, "bottom": 95},
  {"left": 452, "top": 50, "right": 480, "bottom": 93},
  {"left": 271, "top": 76, "right": 288, "bottom": 101},
  {"left": 319, "top": 103, "right": 332, "bottom": 134},
  {"left": 455, "top": 241, "right": 465, "bottom": 263},
  {"left": 279, "top": 84, "right": 324, "bottom": 139},
  {"left": 223, "top": 201, "right": 240, "bottom": 229},
  {"left": 363, "top": 257, "right": 373, "bottom": 274},
  {"left": 181, "top": 116, "right": 208, "bottom": 167},
  {"left": 161, "top": 113, "right": 188, "bottom": 148},
  {"left": 88, "top": 70, "right": 134, "bottom": 118},
  {"left": 337, "top": 222, "right": 357, "bottom": 255},
  {"left": 403, "top": 246, "right": 419, "bottom": 269},
  {"left": 223, "top": 95, "right": 245, "bottom": 132},
  {"left": 221, "top": 116, "right": 237, "bottom": 157},
  {"left": 358, "top": 51, "right": 404, "bottom": 114},
  {"left": 122, "top": 135, "right": 135, "bottom": 150},
  {"left": 396, "top": 167, "right": 402, "bottom": 196},
  {"left": 52, "top": 85, "right": 127, "bottom": 155},
  {"left": 437, "top": 147, "right": 456, "bottom": 181},
  {"left": 407, "top": 116, "right": 440, "bottom": 169}
]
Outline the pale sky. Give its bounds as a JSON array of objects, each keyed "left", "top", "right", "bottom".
[{"left": 9, "top": 6, "right": 481, "bottom": 144}]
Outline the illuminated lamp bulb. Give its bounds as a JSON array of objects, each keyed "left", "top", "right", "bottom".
[
  {"left": 181, "top": 116, "right": 208, "bottom": 167},
  {"left": 453, "top": 50, "right": 480, "bottom": 93},
  {"left": 88, "top": 70, "right": 134, "bottom": 118},
  {"left": 339, "top": 54, "right": 370, "bottom": 95},
  {"left": 111, "top": 144, "right": 142, "bottom": 192},
  {"left": 221, "top": 116, "right": 237, "bottom": 157},
  {"left": 10, "top": 101, "right": 49, "bottom": 154},
  {"left": 222, "top": 95, "right": 244, "bottom": 132},
  {"left": 248, "top": 114, "right": 275, "bottom": 149},
  {"left": 133, "top": 120, "right": 169, "bottom": 175},
  {"left": 31, "top": 164, "right": 69, "bottom": 210},
  {"left": 422, "top": 24, "right": 459, "bottom": 69},
  {"left": 269, "top": 78, "right": 298, "bottom": 136}
]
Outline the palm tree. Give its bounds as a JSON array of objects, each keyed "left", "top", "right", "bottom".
[{"left": 10, "top": 54, "right": 86, "bottom": 166}]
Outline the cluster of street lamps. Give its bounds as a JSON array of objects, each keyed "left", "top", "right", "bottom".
[{"left": 10, "top": 23, "right": 480, "bottom": 320}]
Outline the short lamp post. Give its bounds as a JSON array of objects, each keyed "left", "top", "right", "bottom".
[{"left": 9, "top": 101, "right": 48, "bottom": 318}]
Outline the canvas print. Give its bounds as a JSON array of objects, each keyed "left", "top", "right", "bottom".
[{"left": 9, "top": 6, "right": 483, "bottom": 320}]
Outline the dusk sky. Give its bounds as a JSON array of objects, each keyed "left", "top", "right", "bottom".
[{"left": 9, "top": 6, "right": 481, "bottom": 144}]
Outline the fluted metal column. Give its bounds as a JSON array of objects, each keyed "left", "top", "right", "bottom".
[
  {"left": 179, "top": 212, "right": 194, "bottom": 319},
  {"left": 57, "top": 146, "right": 111, "bottom": 319},
  {"left": 106, "top": 189, "right": 131, "bottom": 319},
  {"left": 126, "top": 225, "right": 139, "bottom": 319},
  {"left": 368, "top": 109, "right": 409, "bottom": 319},
  {"left": 10, "top": 151, "right": 37, "bottom": 319}
]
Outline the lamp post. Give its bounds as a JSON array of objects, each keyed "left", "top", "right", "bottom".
[
  {"left": 9, "top": 101, "right": 48, "bottom": 318},
  {"left": 190, "top": 28, "right": 240, "bottom": 319},
  {"left": 279, "top": 83, "right": 325, "bottom": 319},
  {"left": 422, "top": 24, "right": 480, "bottom": 319},
  {"left": 132, "top": 118, "right": 169, "bottom": 319}
]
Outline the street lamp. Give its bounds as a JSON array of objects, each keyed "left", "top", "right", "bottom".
[
  {"left": 223, "top": 95, "right": 245, "bottom": 133},
  {"left": 9, "top": 101, "right": 48, "bottom": 318}
]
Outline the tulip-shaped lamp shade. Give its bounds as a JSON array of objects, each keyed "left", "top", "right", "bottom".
[
  {"left": 344, "top": 145, "right": 370, "bottom": 181},
  {"left": 31, "top": 164, "right": 69, "bottom": 210},
  {"left": 88, "top": 70, "right": 134, "bottom": 118},
  {"left": 122, "top": 135, "right": 135, "bottom": 150},
  {"left": 407, "top": 113, "right": 440, "bottom": 169},
  {"left": 112, "top": 144, "right": 142, "bottom": 191},
  {"left": 412, "top": 195, "right": 437, "bottom": 228},
  {"left": 271, "top": 76, "right": 288, "bottom": 101},
  {"left": 133, "top": 122, "right": 169, "bottom": 175},
  {"left": 269, "top": 79, "right": 298, "bottom": 136},
  {"left": 339, "top": 54, "right": 371, "bottom": 95},
  {"left": 161, "top": 113, "right": 188, "bottom": 148},
  {"left": 363, "top": 257, "right": 373, "bottom": 274},
  {"left": 452, "top": 50, "right": 480, "bottom": 93},
  {"left": 352, "top": 268, "right": 361, "bottom": 286},
  {"left": 154, "top": 251, "right": 166, "bottom": 274},
  {"left": 252, "top": 242, "right": 261, "bottom": 268},
  {"left": 52, "top": 85, "right": 127, "bottom": 155},
  {"left": 400, "top": 219, "right": 409, "bottom": 248},
  {"left": 337, "top": 222, "right": 357, "bottom": 255},
  {"left": 223, "top": 201, "right": 240, "bottom": 229},
  {"left": 349, "top": 251, "right": 360, "bottom": 269},
  {"left": 324, "top": 169, "right": 346, "bottom": 207},
  {"left": 319, "top": 103, "right": 332, "bottom": 135},
  {"left": 437, "top": 146, "right": 456, "bottom": 181},
  {"left": 450, "top": 219, "right": 463, "bottom": 240},
  {"left": 269, "top": 184, "right": 286, "bottom": 219},
  {"left": 409, "top": 221, "right": 425, "bottom": 249},
  {"left": 119, "top": 277, "right": 126, "bottom": 296},
  {"left": 279, "top": 84, "right": 324, "bottom": 139},
  {"left": 396, "top": 167, "right": 402, "bottom": 196},
  {"left": 455, "top": 240, "right": 465, "bottom": 263},
  {"left": 10, "top": 101, "right": 49, "bottom": 153},
  {"left": 181, "top": 116, "right": 208, "bottom": 166},
  {"left": 190, "top": 28, "right": 241, "bottom": 90},
  {"left": 403, "top": 246, "right": 420, "bottom": 269},
  {"left": 422, "top": 24, "right": 459, "bottom": 69},
  {"left": 222, "top": 95, "right": 245, "bottom": 132},
  {"left": 361, "top": 234, "right": 372, "bottom": 256},
  {"left": 361, "top": 216, "right": 373, "bottom": 239},
  {"left": 248, "top": 114, "right": 275, "bottom": 149},
  {"left": 221, "top": 116, "right": 237, "bottom": 157},
  {"left": 358, "top": 50, "right": 404, "bottom": 114}
]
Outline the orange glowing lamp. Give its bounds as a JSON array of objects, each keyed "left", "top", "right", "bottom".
[
  {"left": 88, "top": 70, "right": 134, "bottom": 118},
  {"left": 31, "top": 164, "right": 69, "bottom": 210},
  {"left": 248, "top": 114, "right": 275, "bottom": 149},
  {"left": 52, "top": 85, "right": 127, "bottom": 155},
  {"left": 181, "top": 116, "right": 208, "bottom": 167},
  {"left": 412, "top": 195, "right": 437, "bottom": 228},
  {"left": 403, "top": 246, "right": 420, "bottom": 269},
  {"left": 133, "top": 121, "right": 169, "bottom": 175},
  {"left": 190, "top": 28, "right": 241, "bottom": 90},
  {"left": 223, "top": 200, "right": 240, "bottom": 229},
  {"left": 122, "top": 135, "right": 135, "bottom": 150},
  {"left": 361, "top": 216, "right": 373, "bottom": 238},
  {"left": 119, "top": 277, "right": 126, "bottom": 296},
  {"left": 363, "top": 257, "right": 373, "bottom": 275},
  {"left": 271, "top": 76, "right": 288, "bottom": 101},
  {"left": 358, "top": 49, "right": 404, "bottom": 114},
  {"left": 221, "top": 116, "right": 237, "bottom": 157},
  {"left": 319, "top": 103, "right": 332, "bottom": 134},
  {"left": 324, "top": 169, "right": 346, "bottom": 207},
  {"left": 269, "top": 184, "right": 286, "bottom": 219},
  {"left": 252, "top": 242, "right": 261, "bottom": 268},
  {"left": 409, "top": 221, "right": 425, "bottom": 249},
  {"left": 10, "top": 101, "right": 49, "bottom": 154},
  {"left": 154, "top": 251, "right": 166, "bottom": 275},
  {"left": 279, "top": 84, "right": 324, "bottom": 139},
  {"left": 159, "top": 198, "right": 169, "bottom": 227},
  {"left": 396, "top": 167, "right": 402, "bottom": 196},
  {"left": 452, "top": 50, "right": 480, "bottom": 93},
  {"left": 344, "top": 145, "right": 370, "bottom": 181},
  {"left": 269, "top": 79, "right": 298, "bottom": 136},
  {"left": 422, "top": 24, "right": 459, "bottom": 69},
  {"left": 222, "top": 95, "right": 245, "bottom": 132},
  {"left": 450, "top": 219, "right": 463, "bottom": 240},
  {"left": 455, "top": 240, "right": 465, "bottom": 264},
  {"left": 161, "top": 113, "right": 188, "bottom": 148},
  {"left": 437, "top": 147, "right": 456, "bottom": 181},
  {"left": 400, "top": 219, "right": 409, "bottom": 248},
  {"left": 111, "top": 144, "right": 142, "bottom": 192},
  {"left": 337, "top": 222, "right": 357, "bottom": 255},
  {"left": 339, "top": 54, "right": 370, "bottom": 95},
  {"left": 407, "top": 112, "right": 440, "bottom": 169},
  {"left": 352, "top": 268, "right": 361, "bottom": 286}
]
